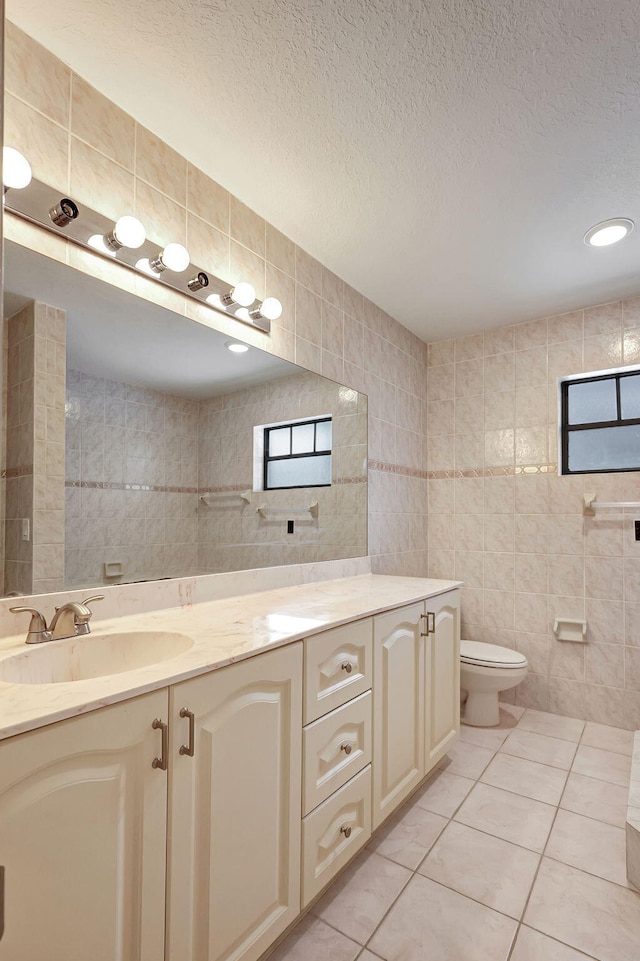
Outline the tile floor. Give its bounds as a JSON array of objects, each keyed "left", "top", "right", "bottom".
[{"left": 268, "top": 704, "right": 639, "bottom": 961}]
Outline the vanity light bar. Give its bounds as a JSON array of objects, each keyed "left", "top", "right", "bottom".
[{"left": 3, "top": 171, "right": 277, "bottom": 333}]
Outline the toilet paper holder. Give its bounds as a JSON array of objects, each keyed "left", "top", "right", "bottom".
[{"left": 553, "top": 618, "right": 587, "bottom": 643}]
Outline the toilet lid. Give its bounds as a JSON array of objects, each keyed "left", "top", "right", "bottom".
[{"left": 461, "top": 640, "right": 527, "bottom": 669}]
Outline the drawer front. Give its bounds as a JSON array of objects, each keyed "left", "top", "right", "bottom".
[
  {"left": 302, "top": 765, "right": 372, "bottom": 907},
  {"left": 304, "top": 619, "right": 372, "bottom": 723},
  {"left": 303, "top": 691, "right": 372, "bottom": 816}
]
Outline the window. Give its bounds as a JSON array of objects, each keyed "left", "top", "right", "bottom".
[
  {"left": 263, "top": 417, "right": 332, "bottom": 490},
  {"left": 560, "top": 366, "right": 640, "bottom": 474}
]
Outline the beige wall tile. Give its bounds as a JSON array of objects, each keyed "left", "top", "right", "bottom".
[
  {"left": 5, "top": 94, "right": 69, "bottom": 190},
  {"left": 230, "top": 196, "right": 266, "bottom": 257},
  {"left": 136, "top": 124, "right": 187, "bottom": 205},
  {"left": 71, "top": 76, "right": 135, "bottom": 168},
  {"left": 70, "top": 138, "right": 135, "bottom": 221},
  {"left": 5, "top": 22, "right": 71, "bottom": 128}
]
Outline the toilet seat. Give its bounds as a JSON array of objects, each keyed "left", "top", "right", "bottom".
[{"left": 461, "top": 640, "right": 527, "bottom": 670}]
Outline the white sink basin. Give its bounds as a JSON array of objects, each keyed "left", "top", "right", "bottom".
[{"left": 0, "top": 631, "right": 194, "bottom": 684}]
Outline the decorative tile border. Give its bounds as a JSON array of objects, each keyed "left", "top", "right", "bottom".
[
  {"left": 2, "top": 465, "right": 34, "bottom": 479},
  {"left": 367, "top": 459, "right": 557, "bottom": 480},
  {"left": 65, "top": 477, "right": 367, "bottom": 494}
]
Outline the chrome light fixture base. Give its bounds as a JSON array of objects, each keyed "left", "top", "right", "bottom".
[{"left": 4, "top": 175, "right": 274, "bottom": 333}]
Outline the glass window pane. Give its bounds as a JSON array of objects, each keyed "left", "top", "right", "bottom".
[
  {"left": 568, "top": 424, "right": 640, "bottom": 472},
  {"left": 291, "top": 423, "right": 315, "bottom": 454},
  {"left": 315, "top": 420, "right": 332, "bottom": 451},
  {"left": 267, "top": 454, "right": 331, "bottom": 488},
  {"left": 567, "top": 378, "right": 617, "bottom": 425},
  {"left": 620, "top": 374, "right": 640, "bottom": 420},
  {"left": 268, "top": 427, "right": 290, "bottom": 456}
]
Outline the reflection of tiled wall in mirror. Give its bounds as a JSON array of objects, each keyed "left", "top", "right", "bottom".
[
  {"left": 3, "top": 301, "right": 65, "bottom": 596},
  {"left": 63, "top": 369, "right": 367, "bottom": 587}
]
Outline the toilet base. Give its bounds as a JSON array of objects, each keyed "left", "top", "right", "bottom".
[{"left": 463, "top": 690, "right": 500, "bottom": 727}]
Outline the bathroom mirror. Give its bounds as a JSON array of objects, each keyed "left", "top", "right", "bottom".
[{"left": 1, "top": 241, "right": 368, "bottom": 596}]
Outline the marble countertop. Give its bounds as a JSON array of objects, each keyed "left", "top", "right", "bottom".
[{"left": 0, "top": 574, "right": 461, "bottom": 741}]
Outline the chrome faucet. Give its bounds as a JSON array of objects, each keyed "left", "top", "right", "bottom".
[{"left": 10, "top": 595, "right": 104, "bottom": 644}]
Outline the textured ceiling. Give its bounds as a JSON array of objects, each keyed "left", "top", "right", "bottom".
[{"left": 7, "top": 0, "right": 640, "bottom": 341}]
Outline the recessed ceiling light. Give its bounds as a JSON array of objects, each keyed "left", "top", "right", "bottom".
[
  {"left": 225, "top": 341, "right": 249, "bottom": 353},
  {"left": 584, "top": 218, "right": 634, "bottom": 247}
]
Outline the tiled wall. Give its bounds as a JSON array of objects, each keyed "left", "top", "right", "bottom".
[
  {"left": 65, "top": 370, "right": 200, "bottom": 588},
  {"left": 65, "top": 368, "right": 367, "bottom": 586},
  {"left": 427, "top": 299, "right": 640, "bottom": 730},
  {"left": 4, "top": 300, "right": 65, "bottom": 595},
  {"left": 197, "top": 372, "right": 367, "bottom": 572},
  {"left": 4, "top": 21, "right": 429, "bottom": 580}
]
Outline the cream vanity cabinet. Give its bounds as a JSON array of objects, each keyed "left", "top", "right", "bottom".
[
  {"left": 0, "top": 585, "right": 460, "bottom": 961},
  {"left": 165, "top": 642, "right": 303, "bottom": 961},
  {"left": 0, "top": 644, "right": 302, "bottom": 961},
  {"left": 372, "top": 590, "right": 460, "bottom": 829},
  {"left": 0, "top": 689, "right": 168, "bottom": 961}
]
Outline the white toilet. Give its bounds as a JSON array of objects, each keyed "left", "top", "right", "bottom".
[{"left": 460, "top": 640, "right": 528, "bottom": 727}]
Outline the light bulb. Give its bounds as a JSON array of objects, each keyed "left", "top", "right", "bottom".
[
  {"left": 3, "top": 147, "right": 32, "bottom": 190},
  {"left": 205, "top": 293, "right": 223, "bottom": 309},
  {"left": 584, "top": 218, "right": 634, "bottom": 247},
  {"left": 257, "top": 297, "right": 283, "bottom": 321},
  {"left": 221, "top": 282, "right": 256, "bottom": 308},
  {"left": 105, "top": 215, "right": 146, "bottom": 250},
  {"left": 88, "top": 234, "right": 116, "bottom": 257},
  {"left": 135, "top": 257, "right": 156, "bottom": 276},
  {"left": 149, "top": 242, "right": 190, "bottom": 273},
  {"left": 225, "top": 341, "right": 249, "bottom": 353}
]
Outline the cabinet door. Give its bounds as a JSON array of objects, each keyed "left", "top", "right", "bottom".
[
  {"left": 0, "top": 690, "right": 168, "bottom": 961},
  {"left": 372, "top": 603, "right": 425, "bottom": 830},
  {"left": 425, "top": 590, "right": 460, "bottom": 770},
  {"left": 167, "top": 643, "right": 303, "bottom": 961}
]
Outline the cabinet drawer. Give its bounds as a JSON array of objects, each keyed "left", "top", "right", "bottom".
[
  {"left": 303, "top": 691, "right": 371, "bottom": 816},
  {"left": 304, "top": 619, "right": 372, "bottom": 723},
  {"left": 301, "top": 765, "right": 371, "bottom": 906}
]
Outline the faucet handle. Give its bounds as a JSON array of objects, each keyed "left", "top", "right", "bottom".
[
  {"left": 81, "top": 595, "right": 105, "bottom": 607},
  {"left": 10, "top": 607, "right": 50, "bottom": 643}
]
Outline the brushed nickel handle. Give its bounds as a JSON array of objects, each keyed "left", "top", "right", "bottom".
[
  {"left": 340, "top": 742, "right": 352, "bottom": 755},
  {"left": 179, "top": 708, "right": 195, "bottom": 757},
  {"left": 340, "top": 825, "right": 352, "bottom": 838},
  {"left": 420, "top": 613, "right": 428, "bottom": 637},
  {"left": 427, "top": 611, "right": 435, "bottom": 634},
  {"left": 341, "top": 661, "right": 353, "bottom": 674},
  {"left": 152, "top": 718, "right": 168, "bottom": 770}
]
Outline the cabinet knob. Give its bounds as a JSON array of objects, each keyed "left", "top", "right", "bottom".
[
  {"left": 340, "top": 825, "right": 352, "bottom": 838},
  {"left": 341, "top": 662, "right": 353, "bottom": 674},
  {"left": 340, "top": 742, "right": 352, "bottom": 755}
]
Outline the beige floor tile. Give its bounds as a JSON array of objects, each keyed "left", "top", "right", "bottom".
[
  {"left": 418, "top": 820, "right": 540, "bottom": 919},
  {"left": 413, "top": 769, "right": 475, "bottom": 818},
  {"left": 454, "top": 783, "right": 556, "bottom": 852},
  {"left": 500, "top": 729, "right": 577, "bottom": 770},
  {"left": 517, "top": 709, "right": 585, "bottom": 743},
  {"left": 268, "top": 916, "right": 361, "bottom": 961},
  {"left": 572, "top": 744, "right": 632, "bottom": 787},
  {"left": 445, "top": 739, "right": 495, "bottom": 779},
  {"left": 545, "top": 809, "right": 629, "bottom": 887},
  {"left": 560, "top": 772, "right": 629, "bottom": 828},
  {"left": 481, "top": 752, "right": 568, "bottom": 805},
  {"left": 581, "top": 722, "right": 634, "bottom": 757},
  {"left": 312, "top": 850, "right": 411, "bottom": 945},
  {"left": 524, "top": 858, "right": 640, "bottom": 961},
  {"left": 358, "top": 953, "right": 383, "bottom": 961},
  {"left": 368, "top": 874, "right": 517, "bottom": 961},
  {"left": 459, "top": 723, "right": 511, "bottom": 750},
  {"left": 510, "top": 925, "right": 596, "bottom": 961},
  {"left": 498, "top": 701, "right": 526, "bottom": 723},
  {"left": 368, "top": 801, "right": 447, "bottom": 869}
]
